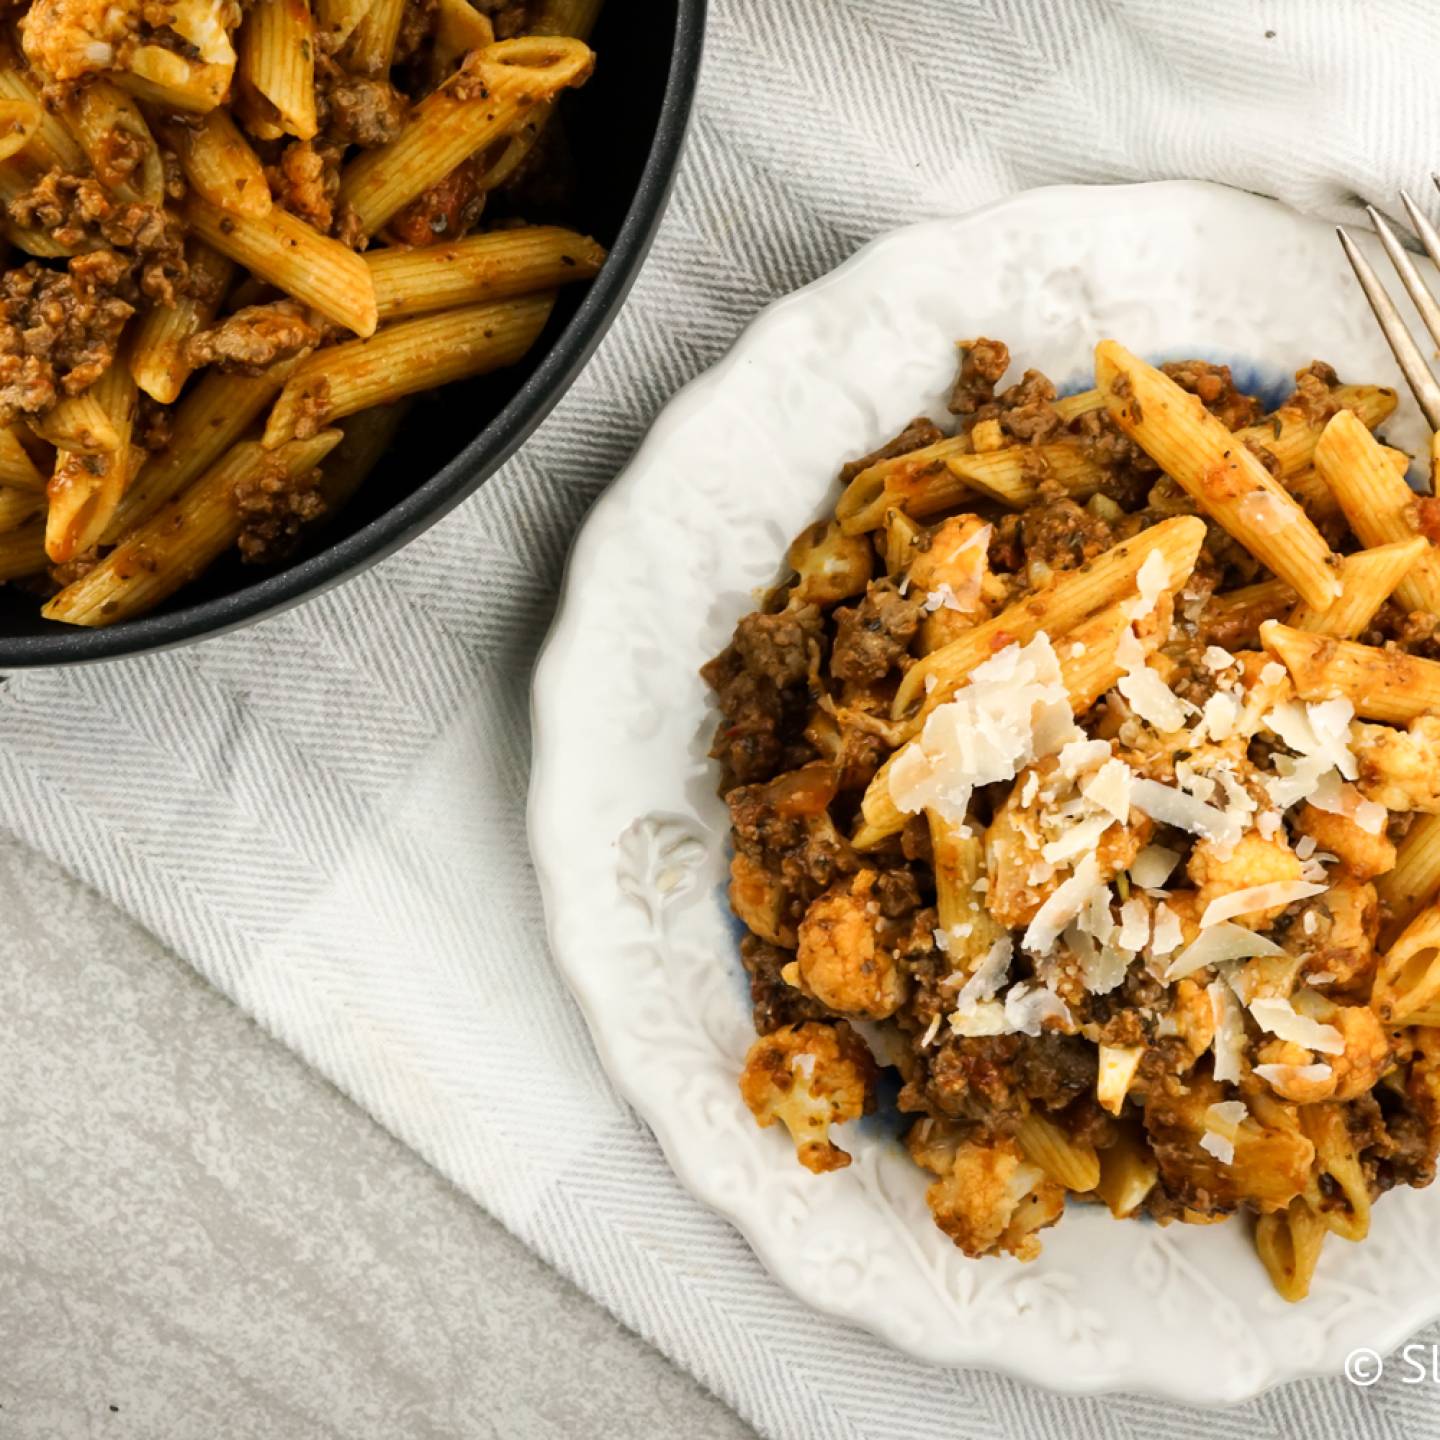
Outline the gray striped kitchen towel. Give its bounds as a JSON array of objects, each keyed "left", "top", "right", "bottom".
[{"left": 2, "top": 2, "right": 1439, "bottom": 1435}]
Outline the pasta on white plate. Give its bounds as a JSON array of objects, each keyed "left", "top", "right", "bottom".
[
  {"left": 706, "top": 336, "right": 1440, "bottom": 1301},
  {"left": 0, "top": 0, "right": 607, "bottom": 624}
]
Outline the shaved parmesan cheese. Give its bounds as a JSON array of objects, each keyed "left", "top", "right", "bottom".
[
  {"left": 889, "top": 635, "right": 1079, "bottom": 824},
  {"left": 1256, "top": 809, "right": 1283, "bottom": 840},
  {"left": 1082, "top": 757, "right": 1133, "bottom": 824},
  {"left": 950, "top": 1001, "right": 1008, "bottom": 1036},
  {"left": 1203, "top": 646, "right": 1236, "bottom": 672},
  {"left": 919, "top": 1012, "right": 942, "bottom": 1048},
  {"left": 1118, "top": 897, "right": 1150, "bottom": 951},
  {"left": 1355, "top": 800, "right": 1386, "bottom": 834},
  {"left": 1022, "top": 854, "right": 1102, "bottom": 954},
  {"left": 1129, "top": 845, "right": 1180, "bottom": 890},
  {"left": 1261, "top": 662, "right": 1287, "bottom": 688},
  {"left": 1130, "top": 777, "right": 1242, "bottom": 844},
  {"left": 1165, "top": 921, "right": 1287, "bottom": 980},
  {"left": 1237, "top": 488, "right": 1296, "bottom": 534},
  {"left": 1200, "top": 880, "right": 1326, "bottom": 929},
  {"left": 1096, "top": 1044, "right": 1144, "bottom": 1115},
  {"left": 955, "top": 936, "right": 1013, "bottom": 1013},
  {"left": 1208, "top": 980, "right": 1247, "bottom": 1083},
  {"left": 1115, "top": 624, "right": 1146, "bottom": 671},
  {"left": 1199, "top": 689, "right": 1239, "bottom": 742},
  {"left": 1119, "top": 665, "right": 1192, "bottom": 733},
  {"left": 1126, "top": 550, "right": 1171, "bottom": 621},
  {"left": 1253, "top": 1061, "right": 1333, "bottom": 1090},
  {"left": 1295, "top": 834, "right": 1317, "bottom": 860},
  {"left": 1080, "top": 886, "right": 1116, "bottom": 944},
  {"left": 1199, "top": 1131, "right": 1235, "bottom": 1165},
  {"left": 1249, "top": 997, "right": 1345, "bottom": 1054},
  {"left": 1058, "top": 737, "right": 1112, "bottom": 778},
  {"left": 1003, "top": 982, "right": 1071, "bottom": 1036},
  {"left": 1042, "top": 812, "right": 1115, "bottom": 864},
  {"left": 1150, "top": 901, "right": 1184, "bottom": 956}
]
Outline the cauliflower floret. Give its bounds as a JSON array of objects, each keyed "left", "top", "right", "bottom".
[
  {"left": 787, "top": 518, "right": 872, "bottom": 605},
  {"left": 1294, "top": 803, "right": 1395, "bottom": 881},
  {"left": 1187, "top": 830, "right": 1303, "bottom": 928},
  {"left": 906, "top": 515, "right": 998, "bottom": 654},
  {"left": 1255, "top": 997, "right": 1390, "bottom": 1104},
  {"left": 739, "top": 1021, "right": 876, "bottom": 1173},
  {"left": 1353, "top": 717, "right": 1440, "bottom": 813},
  {"left": 20, "top": 0, "right": 135, "bottom": 82},
  {"left": 905, "top": 1123, "right": 1064, "bottom": 1261},
  {"left": 1252, "top": 1039, "right": 1337, "bottom": 1103},
  {"left": 985, "top": 755, "right": 1152, "bottom": 930},
  {"left": 729, "top": 853, "right": 796, "bottom": 949},
  {"left": 792, "top": 870, "right": 908, "bottom": 1019},
  {"left": 1295, "top": 877, "right": 1378, "bottom": 993}
]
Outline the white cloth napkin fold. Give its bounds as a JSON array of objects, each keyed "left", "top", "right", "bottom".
[{"left": 3, "top": 2, "right": 1440, "bottom": 1434}]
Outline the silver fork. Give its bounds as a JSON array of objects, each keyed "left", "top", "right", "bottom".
[{"left": 1337, "top": 179, "right": 1440, "bottom": 432}]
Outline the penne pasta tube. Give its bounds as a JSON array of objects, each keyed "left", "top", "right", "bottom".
[
  {"left": 237, "top": 0, "right": 319, "bottom": 140},
  {"left": 1301, "top": 1105, "right": 1371, "bottom": 1243},
  {"left": 532, "top": 0, "right": 604, "bottom": 36},
  {"left": 1255, "top": 1198, "right": 1327, "bottom": 1303},
  {"left": 184, "top": 196, "right": 378, "bottom": 336},
  {"left": 1259, "top": 621, "right": 1440, "bottom": 724},
  {"left": 1094, "top": 1126, "right": 1158, "bottom": 1217},
  {"left": 0, "top": 483, "right": 43, "bottom": 531},
  {"left": 0, "top": 44, "right": 86, "bottom": 172},
  {"left": 1241, "top": 384, "right": 1398, "bottom": 478},
  {"left": 1286, "top": 538, "right": 1427, "bottom": 639},
  {"left": 892, "top": 515, "right": 1206, "bottom": 722},
  {"left": 45, "top": 431, "right": 343, "bottom": 626},
  {"left": 0, "top": 424, "right": 48, "bottom": 492},
  {"left": 1053, "top": 389, "right": 1106, "bottom": 422},
  {"left": 0, "top": 157, "right": 80, "bottom": 257},
  {"left": 0, "top": 98, "right": 41, "bottom": 165},
  {"left": 66, "top": 80, "right": 163, "bottom": 203},
  {"left": 0, "top": 518, "right": 46, "bottom": 580},
  {"left": 262, "top": 293, "right": 555, "bottom": 446},
  {"left": 128, "top": 242, "right": 235, "bottom": 403},
  {"left": 316, "top": 401, "right": 408, "bottom": 512},
  {"left": 1015, "top": 1113, "right": 1100, "bottom": 1192},
  {"left": 29, "top": 388, "right": 120, "bottom": 454},
  {"left": 1314, "top": 408, "right": 1440, "bottom": 616},
  {"left": 117, "top": 47, "right": 233, "bottom": 114},
  {"left": 365, "top": 226, "right": 605, "bottom": 320},
  {"left": 1095, "top": 340, "right": 1341, "bottom": 610},
  {"left": 927, "top": 812, "right": 1002, "bottom": 958},
  {"left": 1202, "top": 578, "right": 1295, "bottom": 650},
  {"left": 338, "top": 35, "right": 594, "bottom": 236},
  {"left": 882, "top": 507, "right": 921, "bottom": 577},
  {"left": 102, "top": 360, "right": 299, "bottom": 541},
  {"left": 1372, "top": 904, "right": 1440, "bottom": 1027},
  {"left": 342, "top": 0, "right": 406, "bottom": 75},
  {"left": 315, "top": 0, "right": 378, "bottom": 49},
  {"left": 46, "top": 359, "right": 139, "bottom": 562},
  {"left": 433, "top": 0, "right": 495, "bottom": 70},
  {"left": 163, "top": 109, "right": 272, "bottom": 218},
  {"left": 1378, "top": 813, "right": 1440, "bottom": 950}
]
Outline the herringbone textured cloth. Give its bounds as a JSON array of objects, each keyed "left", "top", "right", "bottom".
[{"left": 3, "top": 2, "right": 1440, "bottom": 1435}]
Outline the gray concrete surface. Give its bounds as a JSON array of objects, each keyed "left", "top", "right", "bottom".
[{"left": 0, "top": 833, "right": 754, "bottom": 1440}]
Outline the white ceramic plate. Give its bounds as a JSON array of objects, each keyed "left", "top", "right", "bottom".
[{"left": 529, "top": 180, "right": 1440, "bottom": 1401}]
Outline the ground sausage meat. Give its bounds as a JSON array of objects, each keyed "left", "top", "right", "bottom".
[
  {"left": 320, "top": 68, "right": 409, "bottom": 148},
  {"left": 184, "top": 301, "right": 321, "bottom": 373},
  {"left": 8, "top": 170, "right": 187, "bottom": 304},
  {"left": 233, "top": 462, "right": 327, "bottom": 565},
  {"left": 386, "top": 158, "right": 485, "bottom": 245},
  {"left": 830, "top": 581, "right": 923, "bottom": 683},
  {"left": 1160, "top": 358, "right": 1262, "bottom": 429},
  {"left": 837, "top": 415, "right": 945, "bottom": 484},
  {"left": 269, "top": 139, "right": 343, "bottom": 233},
  {"left": 947, "top": 337, "right": 1009, "bottom": 414},
  {"left": 0, "top": 252, "right": 134, "bottom": 419}
]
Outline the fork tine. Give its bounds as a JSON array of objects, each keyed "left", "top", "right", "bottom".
[
  {"left": 1368, "top": 203, "right": 1440, "bottom": 357},
  {"left": 1337, "top": 223, "right": 1440, "bottom": 430},
  {"left": 1401, "top": 190, "right": 1440, "bottom": 275}
]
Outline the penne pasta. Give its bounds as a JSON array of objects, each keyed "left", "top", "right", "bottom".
[
  {"left": 1314, "top": 408, "right": 1440, "bottom": 617},
  {"left": 0, "top": 518, "right": 46, "bottom": 580},
  {"left": 315, "top": 0, "right": 378, "bottom": 49},
  {"left": 1259, "top": 621, "right": 1440, "bottom": 723},
  {"left": 46, "top": 356, "right": 139, "bottom": 562},
  {"left": 102, "top": 360, "right": 300, "bottom": 541},
  {"left": 29, "top": 388, "right": 120, "bottom": 454},
  {"left": 66, "top": 80, "right": 164, "bottom": 204},
  {"left": 927, "top": 812, "right": 1002, "bottom": 958},
  {"left": 1240, "top": 384, "right": 1397, "bottom": 478},
  {"left": 163, "top": 110, "right": 272, "bottom": 218},
  {"left": 892, "top": 515, "right": 1206, "bottom": 722},
  {"left": 128, "top": 243, "right": 235, "bottom": 404},
  {"left": 342, "top": 0, "right": 406, "bottom": 75},
  {"left": 45, "top": 431, "right": 343, "bottom": 626},
  {"left": 0, "top": 44, "right": 86, "bottom": 172},
  {"left": 365, "top": 226, "right": 605, "bottom": 320},
  {"left": 1094, "top": 1126, "right": 1158, "bottom": 1218},
  {"left": 338, "top": 35, "right": 594, "bottom": 236},
  {"left": 0, "top": 483, "right": 43, "bottom": 531},
  {"left": 237, "top": 0, "right": 319, "bottom": 140},
  {"left": 316, "top": 402, "right": 409, "bottom": 512},
  {"left": 1202, "top": 577, "right": 1295, "bottom": 650},
  {"left": 532, "top": 0, "right": 604, "bottom": 36},
  {"left": 1286, "top": 537, "right": 1427, "bottom": 639},
  {"left": 262, "top": 293, "right": 555, "bottom": 446},
  {"left": 1301, "top": 1105, "right": 1371, "bottom": 1242},
  {"left": 1372, "top": 903, "right": 1440, "bottom": 1027},
  {"left": 1255, "top": 1198, "right": 1327, "bottom": 1303},
  {"left": 1378, "top": 813, "right": 1440, "bottom": 950},
  {"left": 432, "top": 0, "right": 495, "bottom": 70},
  {"left": 0, "top": 424, "right": 48, "bottom": 493},
  {"left": 0, "top": 98, "right": 41, "bottom": 165},
  {"left": 1015, "top": 1112, "right": 1100, "bottom": 1193},
  {"left": 184, "top": 196, "right": 379, "bottom": 336},
  {"left": 1095, "top": 340, "right": 1341, "bottom": 610}
]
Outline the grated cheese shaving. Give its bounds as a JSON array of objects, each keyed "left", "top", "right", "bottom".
[
  {"left": 1248, "top": 997, "right": 1345, "bottom": 1054},
  {"left": 1022, "top": 853, "right": 1102, "bottom": 954},
  {"left": 1082, "top": 757, "right": 1134, "bottom": 824},
  {"left": 1129, "top": 845, "right": 1180, "bottom": 890},
  {"left": 1253, "top": 1061, "right": 1333, "bottom": 1090},
  {"left": 1149, "top": 901, "right": 1185, "bottom": 956},
  {"left": 1166, "top": 921, "right": 1287, "bottom": 980},
  {"left": 1208, "top": 980, "right": 1247, "bottom": 1083},
  {"left": 1203, "top": 646, "right": 1236, "bottom": 672},
  {"left": 1200, "top": 880, "right": 1326, "bottom": 929},
  {"left": 1130, "top": 777, "right": 1243, "bottom": 845}
]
